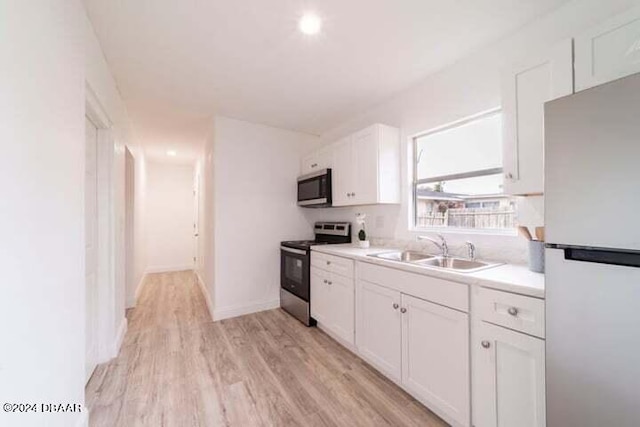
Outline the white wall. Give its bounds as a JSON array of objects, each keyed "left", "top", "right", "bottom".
[
  {"left": 0, "top": 1, "right": 85, "bottom": 426},
  {"left": 145, "top": 161, "right": 195, "bottom": 272},
  {"left": 304, "top": 0, "right": 640, "bottom": 264},
  {"left": 207, "top": 116, "right": 319, "bottom": 320}
]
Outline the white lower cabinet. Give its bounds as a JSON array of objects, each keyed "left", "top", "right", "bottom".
[
  {"left": 356, "top": 278, "right": 470, "bottom": 427},
  {"left": 473, "top": 321, "right": 545, "bottom": 427},
  {"left": 356, "top": 280, "right": 402, "bottom": 382},
  {"left": 402, "top": 294, "right": 470, "bottom": 427},
  {"left": 310, "top": 266, "right": 355, "bottom": 346}
]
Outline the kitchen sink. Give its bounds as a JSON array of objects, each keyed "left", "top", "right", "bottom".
[
  {"left": 368, "top": 250, "right": 435, "bottom": 262},
  {"left": 412, "top": 256, "right": 499, "bottom": 272},
  {"left": 368, "top": 251, "right": 500, "bottom": 273}
]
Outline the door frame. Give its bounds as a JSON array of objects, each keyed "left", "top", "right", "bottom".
[{"left": 85, "top": 84, "right": 117, "bottom": 365}]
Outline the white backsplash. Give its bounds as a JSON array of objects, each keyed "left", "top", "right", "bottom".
[{"left": 302, "top": 204, "right": 530, "bottom": 265}]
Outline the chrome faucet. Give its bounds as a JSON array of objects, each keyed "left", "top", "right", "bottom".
[
  {"left": 466, "top": 241, "right": 476, "bottom": 261},
  {"left": 418, "top": 234, "right": 449, "bottom": 258}
]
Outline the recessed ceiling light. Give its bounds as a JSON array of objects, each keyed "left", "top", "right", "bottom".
[
  {"left": 166, "top": 150, "right": 177, "bottom": 157},
  {"left": 299, "top": 13, "right": 322, "bottom": 35}
]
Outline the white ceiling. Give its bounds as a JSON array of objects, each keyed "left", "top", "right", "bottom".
[{"left": 83, "top": 0, "right": 571, "bottom": 161}]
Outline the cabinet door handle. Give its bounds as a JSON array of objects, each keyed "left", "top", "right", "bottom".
[
  {"left": 507, "top": 307, "right": 519, "bottom": 317},
  {"left": 505, "top": 172, "right": 514, "bottom": 180},
  {"left": 351, "top": 192, "right": 356, "bottom": 197},
  {"left": 392, "top": 303, "right": 399, "bottom": 310},
  {"left": 323, "top": 279, "right": 327, "bottom": 284},
  {"left": 346, "top": 192, "right": 350, "bottom": 197},
  {"left": 400, "top": 307, "right": 407, "bottom": 313},
  {"left": 481, "top": 340, "right": 491, "bottom": 349},
  {"left": 311, "top": 163, "right": 318, "bottom": 168},
  {"left": 327, "top": 281, "right": 332, "bottom": 285}
]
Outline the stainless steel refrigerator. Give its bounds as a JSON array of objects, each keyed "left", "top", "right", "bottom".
[{"left": 545, "top": 72, "right": 640, "bottom": 426}]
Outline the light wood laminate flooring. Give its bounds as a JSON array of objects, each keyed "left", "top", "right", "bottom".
[{"left": 86, "top": 271, "right": 447, "bottom": 427}]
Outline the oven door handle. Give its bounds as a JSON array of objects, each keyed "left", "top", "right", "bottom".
[{"left": 280, "top": 246, "right": 308, "bottom": 256}]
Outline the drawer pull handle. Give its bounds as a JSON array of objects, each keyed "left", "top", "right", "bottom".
[
  {"left": 481, "top": 340, "right": 491, "bottom": 349},
  {"left": 400, "top": 307, "right": 407, "bottom": 314},
  {"left": 507, "top": 307, "right": 519, "bottom": 316},
  {"left": 392, "top": 303, "right": 399, "bottom": 310},
  {"left": 326, "top": 261, "right": 331, "bottom": 265}
]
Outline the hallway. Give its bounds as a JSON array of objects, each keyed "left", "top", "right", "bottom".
[{"left": 86, "top": 271, "right": 445, "bottom": 427}]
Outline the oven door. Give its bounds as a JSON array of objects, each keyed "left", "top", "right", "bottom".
[
  {"left": 297, "top": 169, "right": 331, "bottom": 207},
  {"left": 280, "top": 246, "right": 310, "bottom": 301}
]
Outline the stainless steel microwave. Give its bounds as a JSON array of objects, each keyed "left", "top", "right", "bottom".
[{"left": 297, "top": 168, "right": 332, "bottom": 208}]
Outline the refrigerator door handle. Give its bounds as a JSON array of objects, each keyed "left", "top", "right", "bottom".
[{"left": 547, "top": 244, "right": 640, "bottom": 268}]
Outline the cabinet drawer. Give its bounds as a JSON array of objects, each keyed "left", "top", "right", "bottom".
[
  {"left": 477, "top": 287, "right": 545, "bottom": 338},
  {"left": 359, "top": 262, "right": 468, "bottom": 312},
  {"left": 311, "top": 252, "right": 354, "bottom": 279}
]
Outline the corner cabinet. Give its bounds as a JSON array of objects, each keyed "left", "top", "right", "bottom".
[
  {"left": 331, "top": 124, "right": 401, "bottom": 207},
  {"left": 501, "top": 39, "right": 573, "bottom": 196},
  {"left": 574, "top": 7, "right": 640, "bottom": 92}
]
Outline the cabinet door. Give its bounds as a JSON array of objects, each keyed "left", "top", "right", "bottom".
[
  {"left": 401, "top": 294, "right": 470, "bottom": 427},
  {"left": 473, "top": 322, "right": 545, "bottom": 427},
  {"left": 327, "top": 273, "right": 354, "bottom": 345},
  {"left": 310, "top": 267, "right": 330, "bottom": 325},
  {"left": 502, "top": 39, "right": 573, "bottom": 196},
  {"left": 356, "top": 280, "right": 402, "bottom": 382},
  {"left": 331, "top": 137, "right": 353, "bottom": 206},
  {"left": 575, "top": 7, "right": 640, "bottom": 91},
  {"left": 351, "top": 125, "right": 379, "bottom": 205}
]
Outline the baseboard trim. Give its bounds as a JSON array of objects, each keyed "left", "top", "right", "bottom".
[
  {"left": 213, "top": 299, "right": 280, "bottom": 321},
  {"left": 112, "top": 317, "right": 128, "bottom": 358},
  {"left": 195, "top": 271, "right": 214, "bottom": 322},
  {"left": 145, "top": 265, "right": 193, "bottom": 274}
]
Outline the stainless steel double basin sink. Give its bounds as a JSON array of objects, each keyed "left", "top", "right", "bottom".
[{"left": 367, "top": 250, "right": 500, "bottom": 273}]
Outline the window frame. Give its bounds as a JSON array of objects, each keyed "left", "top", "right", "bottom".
[{"left": 411, "top": 108, "right": 516, "bottom": 235}]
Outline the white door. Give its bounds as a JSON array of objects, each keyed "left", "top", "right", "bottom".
[
  {"left": 85, "top": 116, "right": 99, "bottom": 382},
  {"left": 124, "top": 148, "right": 135, "bottom": 308},
  {"left": 351, "top": 126, "right": 378, "bottom": 204},
  {"left": 473, "top": 321, "right": 545, "bottom": 427},
  {"left": 501, "top": 39, "right": 573, "bottom": 196},
  {"left": 575, "top": 7, "right": 640, "bottom": 91},
  {"left": 356, "top": 280, "right": 402, "bottom": 382},
  {"left": 327, "top": 273, "right": 354, "bottom": 345},
  {"left": 193, "top": 171, "right": 200, "bottom": 269},
  {"left": 310, "top": 267, "right": 330, "bottom": 326},
  {"left": 401, "top": 294, "right": 470, "bottom": 427},
  {"left": 331, "top": 137, "right": 353, "bottom": 206}
]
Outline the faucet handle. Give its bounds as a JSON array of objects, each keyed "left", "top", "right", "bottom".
[{"left": 465, "top": 241, "right": 476, "bottom": 260}]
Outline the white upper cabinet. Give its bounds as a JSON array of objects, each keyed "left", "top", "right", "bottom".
[
  {"left": 301, "top": 147, "right": 331, "bottom": 176},
  {"left": 501, "top": 39, "right": 573, "bottom": 196},
  {"left": 331, "top": 124, "right": 401, "bottom": 207},
  {"left": 575, "top": 7, "right": 640, "bottom": 92}
]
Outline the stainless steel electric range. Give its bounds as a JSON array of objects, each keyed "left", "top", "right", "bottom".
[{"left": 280, "top": 222, "right": 351, "bottom": 326}]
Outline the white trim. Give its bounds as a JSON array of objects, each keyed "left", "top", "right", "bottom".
[
  {"left": 196, "top": 272, "right": 214, "bottom": 322},
  {"left": 145, "top": 265, "right": 194, "bottom": 274},
  {"left": 132, "top": 273, "right": 147, "bottom": 305},
  {"left": 213, "top": 299, "right": 280, "bottom": 321},
  {"left": 112, "top": 317, "right": 128, "bottom": 358}
]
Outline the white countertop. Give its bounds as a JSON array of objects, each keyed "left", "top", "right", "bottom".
[{"left": 311, "top": 244, "right": 545, "bottom": 299}]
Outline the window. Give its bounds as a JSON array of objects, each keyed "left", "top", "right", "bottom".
[{"left": 413, "top": 110, "right": 516, "bottom": 231}]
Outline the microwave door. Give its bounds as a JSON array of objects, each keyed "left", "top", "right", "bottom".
[{"left": 297, "top": 169, "right": 331, "bottom": 207}]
